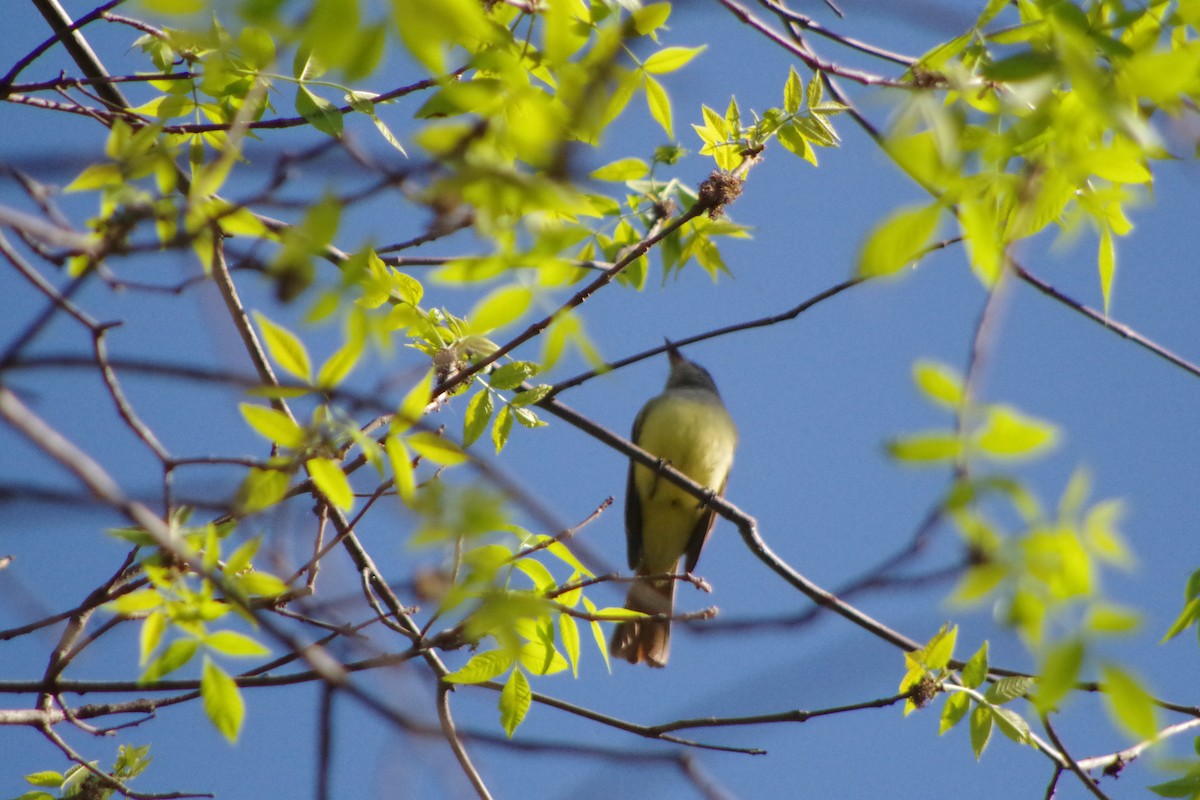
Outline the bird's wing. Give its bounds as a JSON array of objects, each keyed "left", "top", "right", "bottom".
[
  {"left": 683, "top": 477, "right": 726, "bottom": 574},
  {"left": 624, "top": 398, "right": 655, "bottom": 571}
]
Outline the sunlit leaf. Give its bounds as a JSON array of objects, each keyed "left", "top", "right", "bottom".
[
  {"left": 140, "top": 638, "right": 199, "bottom": 683},
  {"left": 969, "top": 704, "right": 993, "bottom": 759},
  {"left": 469, "top": 285, "right": 533, "bottom": 333},
  {"left": 1100, "top": 664, "right": 1157, "bottom": 741},
  {"left": 975, "top": 406, "right": 1058, "bottom": 459},
  {"left": 857, "top": 203, "right": 941, "bottom": 277},
  {"left": 644, "top": 75, "right": 673, "bottom": 139},
  {"left": 1034, "top": 637, "right": 1083, "bottom": 714},
  {"left": 499, "top": 666, "right": 531, "bottom": 737},
  {"left": 464, "top": 389, "right": 494, "bottom": 447},
  {"left": 558, "top": 612, "right": 581, "bottom": 677},
  {"left": 408, "top": 431, "right": 468, "bottom": 466},
  {"left": 642, "top": 46, "right": 706, "bottom": 75},
  {"left": 489, "top": 361, "right": 540, "bottom": 391},
  {"left": 205, "top": 630, "right": 270, "bottom": 657},
  {"left": 940, "top": 691, "right": 971, "bottom": 734},
  {"left": 139, "top": 610, "right": 167, "bottom": 665},
  {"left": 444, "top": 649, "right": 514, "bottom": 684},
  {"left": 590, "top": 158, "right": 650, "bottom": 182},
  {"left": 253, "top": 312, "right": 312, "bottom": 383},
  {"left": 913, "top": 360, "right": 964, "bottom": 409},
  {"left": 307, "top": 457, "right": 354, "bottom": 510},
  {"left": 783, "top": 67, "right": 802, "bottom": 115},
  {"left": 201, "top": 657, "right": 245, "bottom": 742},
  {"left": 962, "top": 641, "right": 988, "bottom": 689},
  {"left": 886, "top": 432, "right": 962, "bottom": 463},
  {"left": 992, "top": 706, "right": 1031, "bottom": 744}
]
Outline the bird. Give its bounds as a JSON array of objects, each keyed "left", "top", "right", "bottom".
[{"left": 610, "top": 343, "right": 737, "bottom": 667}]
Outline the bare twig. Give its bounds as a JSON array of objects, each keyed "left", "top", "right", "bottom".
[
  {"left": 1040, "top": 714, "right": 1113, "bottom": 800},
  {"left": 437, "top": 684, "right": 495, "bottom": 800}
]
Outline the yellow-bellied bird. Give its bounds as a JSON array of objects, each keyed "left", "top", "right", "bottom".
[{"left": 611, "top": 344, "right": 737, "bottom": 667}]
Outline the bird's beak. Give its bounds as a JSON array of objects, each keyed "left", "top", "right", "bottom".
[{"left": 664, "top": 338, "right": 683, "bottom": 365}]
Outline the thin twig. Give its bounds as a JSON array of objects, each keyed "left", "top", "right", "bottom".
[
  {"left": 1041, "top": 714, "right": 1113, "bottom": 800},
  {"left": 1015, "top": 261, "right": 1200, "bottom": 381},
  {"left": 437, "top": 683, "right": 495, "bottom": 800}
]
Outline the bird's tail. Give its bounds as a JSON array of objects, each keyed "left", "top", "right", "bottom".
[{"left": 610, "top": 576, "right": 675, "bottom": 668}]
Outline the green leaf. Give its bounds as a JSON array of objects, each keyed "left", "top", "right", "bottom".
[
  {"left": 295, "top": 86, "right": 343, "bottom": 137},
  {"left": 857, "top": 203, "right": 941, "bottom": 277},
  {"left": 582, "top": 595, "right": 611, "bottom": 671},
  {"left": 499, "top": 666, "right": 531, "bottom": 737},
  {"left": 631, "top": 3, "right": 671, "bottom": 36},
  {"left": 489, "top": 361, "right": 540, "bottom": 391},
  {"left": 958, "top": 198, "right": 1003, "bottom": 286},
  {"left": 642, "top": 45, "right": 706, "bottom": 75},
  {"left": 1034, "top": 637, "right": 1083, "bottom": 714},
  {"left": 393, "top": 369, "right": 433, "bottom": 434},
  {"left": 559, "top": 613, "right": 581, "bottom": 677},
  {"left": 969, "top": 704, "right": 993, "bottom": 759},
  {"left": 513, "top": 558, "right": 556, "bottom": 594},
  {"left": 1149, "top": 773, "right": 1200, "bottom": 798},
  {"left": 316, "top": 339, "right": 362, "bottom": 388},
  {"left": 644, "top": 75, "right": 673, "bottom": 139},
  {"left": 1162, "top": 596, "right": 1200, "bottom": 643},
  {"left": 408, "top": 431, "right": 468, "bottom": 466},
  {"left": 24, "top": 772, "right": 64, "bottom": 788},
  {"left": 237, "top": 569, "right": 290, "bottom": 597},
  {"left": 984, "top": 675, "right": 1033, "bottom": 705},
  {"left": 1086, "top": 603, "right": 1140, "bottom": 634},
  {"left": 205, "top": 630, "right": 270, "bottom": 657},
  {"left": 225, "top": 537, "right": 260, "bottom": 575},
  {"left": 1098, "top": 226, "right": 1115, "bottom": 316},
  {"left": 237, "top": 467, "right": 290, "bottom": 514},
  {"left": 108, "top": 588, "right": 164, "bottom": 616},
  {"left": 463, "top": 389, "right": 494, "bottom": 447},
  {"left": 982, "top": 50, "right": 1058, "bottom": 82},
  {"left": 926, "top": 624, "right": 957, "bottom": 670},
  {"left": 492, "top": 404, "right": 514, "bottom": 453},
  {"left": 469, "top": 285, "right": 533, "bottom": 333},
  {"left": 975, "top": 406, "right": 1058, "bottom": 459},
  {"left": 590, "top": 157, "right": 650, "bottom": 182},
  {"left": 201, "top": 657, "right": 245, "bottom": 742},
  {"left": 886, "top": 432, "right": 962, "bottom": 463},
  {"left": 777, "top": 122, "right": 816, "bottom": 165},
  {"left": 444, "top": 649, "right": 514, "bottom": 684},
  {"left": 386, "top": 434, "right": 415, "bottom": 504},
  {"left": 64, "top": 163, "right": 123, "bottom": 192},
  {"left": 962, "top": 641, "right": 988, "bottom": 689},
  {"left": 307, "top": 457, "right": 354, "bottom": 510},
  {"left": 590, "top": 606, "right": 650, "bottom": 621},
  {"left": 239, "top": 26, "right": 275, "bottom": 69},
  {"left": 913, "top": 360, "right": 964, "bottom": 409},
  {"left": 783, "top": 67, "right": 802, "bottom": 115},
  {"left": 139, "top": 609, "right": 167, "bottom": 665},
  {"left": 253, "top": 313, "right": 312, "bottom": 383},
  {"left": 240, "top": 403, "right": 305, "bottom": 449},
  {"left": 940, "top": 691, "right": 971, "bottom": 734},
  {"left": 1100, "top": 664, "right": 1157, "bottom": 741},
  {"left": 140, "top": 638, "right": 199, "bottom": 683},
  {"left": 806, "top": 71, "right": 824, "bottom": 107},
  {"left": 143, "top": 0, "right": 204, "bottom": 11},
  {"left": 511, "top": 385, "right": 551, "bottom": 407},
  {"left": 512, "top": 406, "right": 545, "bottom": 429},
  {"left": 992, "top": 706, "right": 1031, "bottom": 744}
]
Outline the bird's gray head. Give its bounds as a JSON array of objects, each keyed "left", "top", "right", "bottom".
[{"left": 664, "top": 343, "right": 721, "bottom": 395}]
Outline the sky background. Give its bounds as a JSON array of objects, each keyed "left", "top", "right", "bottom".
[{"left": 3, "top": 1, "right": 1200, "bottom": 799}]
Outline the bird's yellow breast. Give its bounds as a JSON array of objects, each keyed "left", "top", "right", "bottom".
[{"left": 632, "top": 390, "right": 737, "bottom": 573}]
